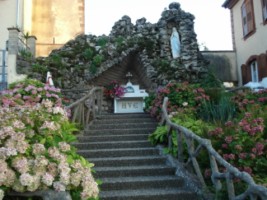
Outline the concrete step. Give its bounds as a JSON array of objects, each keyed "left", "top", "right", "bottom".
[
  {"left": 89, "top": 122, "right": 157, "bottom": 130},
  {"left": 93, "top": 117, "right": 156, "bottom": 124},
  {"left": 100, "top": 176, "right": 184, "bottom": 191},
  {"left": 77, "top": 147, "right": 159, "bottom": 158},
  {"left": 84, "top": 128, "right": 155, "bottom": 135},
  {"left": 75, "top": 113, "right": 201, "bottom": 199},
  {"left": 100, "top": 188, "right": 198, "bottom": 200},
  {"left": 88, "top": 156, "right": 167, "bottom": 167},
  {"left": 97, "top": 113, "right": 153, "bottom": 120},
  {"left": 73, "top": 140, "right": 151, "bottom": 149},
  {"left": 94, "top": 165, "right": 176, "bottom": 178},
  {"left": 77, "top": 134, "right": 149, "bottom": 142}
]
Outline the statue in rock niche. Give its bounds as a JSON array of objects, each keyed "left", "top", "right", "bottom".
[{"left": 170, "top": 27, "right": 181, "bottom": 59}]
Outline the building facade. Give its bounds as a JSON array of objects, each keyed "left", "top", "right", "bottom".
[
  {"left": 27, "top": 0, "right": 85, "bottom": 57},
  {"left": 0, "top": 0, "right": 85, "bottom": 57},
  {"left": 223, "top": 0, "right": 267, "bottom": 85}
]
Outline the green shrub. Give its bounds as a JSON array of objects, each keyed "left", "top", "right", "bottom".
[
  {"left": 92, "top": 55, "right": 104, "bottom": 67},
  {"left": 146, "top": 82, "right": 209, "bottom": 120},
  {"left": 83, "top": 48, "right": 94, "bottom": 60},
  {"left": 197, "top": 95, "right": 236, "bottom": 124},
  {"left": 96, "top": 36, "right": 108, "bottom": 47}
]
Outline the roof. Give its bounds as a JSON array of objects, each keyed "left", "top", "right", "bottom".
[{"left": 222, "top": 0, "right": 239, "bottom": 9}]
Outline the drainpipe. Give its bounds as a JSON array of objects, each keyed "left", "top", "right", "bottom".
[{"left": 16, "top": 0, "right": 19, "bottom": 27}]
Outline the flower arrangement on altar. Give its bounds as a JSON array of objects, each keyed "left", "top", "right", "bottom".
[{"left": 104, "top": 80, "right": 125, "bottom": 98}]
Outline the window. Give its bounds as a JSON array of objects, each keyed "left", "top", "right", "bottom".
[
  {"left": 250, "top": 60, "right": 259, "bottom": 82},
  {"left": 262, "top": 0, "right": 267, "bottom": 23},
  {"left": 241, "top": 0, "right": 255, "bottom": 37}
]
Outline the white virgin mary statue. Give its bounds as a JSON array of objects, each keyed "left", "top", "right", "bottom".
[{"left": 170, "top": 27, "right": 181, "bottom": 59}]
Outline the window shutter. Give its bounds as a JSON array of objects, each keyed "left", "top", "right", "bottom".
[
  {"left": 241, "top": 64, "right": 251, "bottom": 84},
  {"left": 263, "top": 0, "right": 267, "bottom": 21},
  {"left": 246, "top": 0, "right": 254, "bottom": 34},
  {"left": 242, "top": 2, "right": 248, "bottom": 35},
  {"left": 242, "top": 0, "right": 255, "bottom": 37},
  {"left": 257, "top": 53, "right": 267, "bottom": 81}
]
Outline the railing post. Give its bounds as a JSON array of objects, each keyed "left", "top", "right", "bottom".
[
  {"left": 176, "top": 129, "right": 184, "bottom": 162},
  {"left": 185, "top": 137, "right": 207, "bottom": 189},
  {"left": 167, "top": 125, "right": 173, "bottom": 150},
  {"left": 97, "top": 90, "right": 102, "bottom": 115},
  {"left": 209, "top": 153, "right": 222, "bottom": 191},
  {"left": 225, "top": 172, "right": 235, "bottom": 200}
]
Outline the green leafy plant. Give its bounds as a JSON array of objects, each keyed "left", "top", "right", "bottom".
[
  {"left": 83, "top": 48, "right": 94, "bottom": 60},
  {"left": 19, "top": 48, "right": 33, "bottom": 61},
  {"left": 149, "top": 126, "right": 168, "bottom": 145},
  {"left": 92, "top": 55, "right": 104, "bottom": 67},
  {"left": 96, "top": 36, "right": 108, "bottom": 47},
  {"left": 197, "top": 95, "right": 236, "bottom": 124}
]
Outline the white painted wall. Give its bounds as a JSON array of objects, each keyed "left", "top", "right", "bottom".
[
  {"left": 0, "top": 0, "right": 24, "bottom": 49},
  {"left": 0, "top": 0, "right": 16, "bottom": 49},
  {"left": 232, "top": 0, "right": 267, "bottom": 85}
]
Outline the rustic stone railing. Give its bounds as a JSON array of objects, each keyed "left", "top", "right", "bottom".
[
  {"left": 66, "top": 87, "right": 103, "bottom": 127},
  {"left": 161, "top": 97, "right": 267, "bottom": 200}
]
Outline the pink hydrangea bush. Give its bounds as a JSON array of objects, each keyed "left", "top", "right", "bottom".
[
  {"left": 0, "top": 79, "right": 99, "bottom": 200},
  {"left": 205, "top": 90, "right": 267, "bottom": 185},
  {"left": 0, "top": 79, "right": 63, "bottom": 108},
  {"left": 147, "top": 82, "right": 209, "bottom": 120}
]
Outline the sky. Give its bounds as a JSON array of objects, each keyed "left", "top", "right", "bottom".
[{"left": 85, "top": 0, "right": 233, "bottom": 50}]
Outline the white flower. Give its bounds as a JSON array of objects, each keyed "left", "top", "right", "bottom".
[
  {"left": 40, "top": 121, "right": 59, "bottom": 131},
  {"left": 27, "top": 175, "right": 40, "bottom": 192},
  {"left": 13, "top": 120, "right": 25, "bottom": 129},
  {"left": 52, "top": 107, "right": 65, "bottom": 116},
  {"left": 70, "top": 172, "right": 82, "bottom": 187},
  {"left": 0, "top": 147, "right": 17, "bottom": 158},
  {"left": 59, "top": 142, "right": 71, "bottom": 152},
  {"left": 53, "top": 181, "right": 66, "bottom": 191},
  {"left": 12, "top": 157, "right": 29, "bottom": 174},
  {"left": 41, "top": 99, "right": 54, "bottom": 108},
  {"left": 182, "top": 102, "right": 188, "bottom": 107},
  {"left": 19, "top": 173, "right": 34, "bottom": 186},
  {"left": 32, "top": 143, "right": 46, "bottom": 155},
  {"left": 4, "top": 169, "right": 16, "bottom": 187},
  {"left": 42, "top": 173, "right": 54, "bottom": 186}
]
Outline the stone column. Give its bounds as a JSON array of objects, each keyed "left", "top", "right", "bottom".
[
  {"left": 7, "top": 27, "right": 26, "bottom": 84},
  {"left": 27, "top": 36, "right": 37, "bottom": 58},
  {"left": 7, "top": 27, "right": 20, "bottom": 55}
]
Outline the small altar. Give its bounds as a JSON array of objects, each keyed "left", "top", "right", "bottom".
[{"left": 114, "top": 81, "right": 148, "bottom": 113}]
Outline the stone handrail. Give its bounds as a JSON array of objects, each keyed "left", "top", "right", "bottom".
[
  {"left": 161, "top": 97, "right": 267, "bottom": 200},
  {"left": 66, "top": 87, "right": 103, "bottom": 127}
]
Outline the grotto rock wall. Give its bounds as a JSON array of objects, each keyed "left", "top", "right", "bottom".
[{"left": 25, "top": 2, "right": 209, "bottom": 101}]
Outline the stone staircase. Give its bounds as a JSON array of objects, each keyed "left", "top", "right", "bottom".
[{"left": 74, "top": 113, "right": 201, "bottom": 200}]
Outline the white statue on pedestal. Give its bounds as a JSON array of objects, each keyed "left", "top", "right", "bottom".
[
  {"left": 46, "top": 71, "right": 54, "bottom": 86},
  {"left": 170, "top": 27, "right": 181, "bottom": 59}
]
